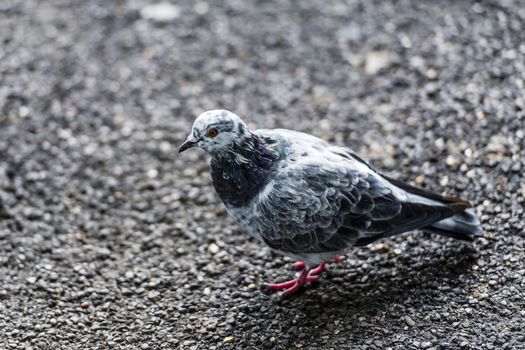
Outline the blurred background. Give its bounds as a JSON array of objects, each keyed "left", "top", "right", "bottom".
[{"left": 0, "top": 0, "right": 524, "bottom": 349}]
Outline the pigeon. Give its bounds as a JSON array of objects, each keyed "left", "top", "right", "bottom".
[{"left": 179, "top": 110, "right": 482, "bottom": 295}]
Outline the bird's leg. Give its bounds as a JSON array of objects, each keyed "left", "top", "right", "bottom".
[
  {"left": 267, "top": 268, "right": 309, "bottom": 296},
  {"left": 307, "top": 262, "right": 326, "bottom": 277},
  {"left": 303, "top": 262, "right": 330, "bottom": 282},
  {"left": 268, "top": 256, "right": 345, "bottom": 295},
  {"left": 292, "top": 256, "right": 343, "bottom": 271},
  {"left": 292, "top": 261, "right": 306, "bottom": 270},
  {"left": 306, "top": 256, "right": 344, "bottom": 281}
]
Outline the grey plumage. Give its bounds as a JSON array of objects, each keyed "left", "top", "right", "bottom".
[{"left": 180, "top": 110, "right": 482, "bottom": 267}]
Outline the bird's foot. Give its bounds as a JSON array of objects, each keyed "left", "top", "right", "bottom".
[
  {"left": 268, "top": 256, "right": 344, "bottom": 296},
  {"left": 267, "top": 268, "right": 311, "bottom": 296}
]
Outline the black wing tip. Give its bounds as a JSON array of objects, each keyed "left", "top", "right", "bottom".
[
  {"left": 449, "top": 201, "right": 472, "bottom": 213},
  {"left": 382, "top": 174, "right": 474, "bottom": 208},
  {"left": 442, "top": 195, "right": 473, "bottom": 208}
]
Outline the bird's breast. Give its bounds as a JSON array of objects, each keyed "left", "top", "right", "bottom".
[{"left": 210, "top": 160, "right": 273, "bottom": 208}]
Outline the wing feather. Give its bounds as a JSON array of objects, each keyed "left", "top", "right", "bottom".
[{"left": 255, "top": 153, "right": 459, "bottom": 254}]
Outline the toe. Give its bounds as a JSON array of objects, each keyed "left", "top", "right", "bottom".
[
  {"left": 292, "top": 261, "right": 306, "bottom": 270},
  {"left": 308, "top": 262, "right": 326, "bottom": 276},
  {"left": 267, "top": 279, "right": 297, "bottom": 290},
  {"left": 282, "top": 283, "right": 302, "bottom": 296},
  {"left": 306, "top": 275, "right": 319, "bottom": 282}
]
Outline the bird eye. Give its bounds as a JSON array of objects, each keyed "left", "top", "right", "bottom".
[{"left": 207, "top": 128, "right": 219, "bottom": 138}]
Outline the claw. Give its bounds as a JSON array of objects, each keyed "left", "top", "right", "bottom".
[{"left": 267, "top": 279, "right": 298, "bottom": 290}]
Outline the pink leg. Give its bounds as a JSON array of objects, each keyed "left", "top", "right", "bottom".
[
  {"left": 308, "top": 262, "right": 326, "bottom": 276},
  {"left": 292, "top": 261, "right": 306, "bottom": 270},
  {"left": 267, "top": 257, "right": 345, "bottom": 295},
  {"left": 306, "top": 257, "right": 344, "bottom": 281},
  {"left": 292, "top": 256, "right": 342, "bottom": 272},
  {"left": 267, "top": 268, "right": 308, "bottom": 296}
]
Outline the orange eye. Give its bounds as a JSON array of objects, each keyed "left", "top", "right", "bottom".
[{"left": 207, "top": 128, "right": 219, "bottom": 138}]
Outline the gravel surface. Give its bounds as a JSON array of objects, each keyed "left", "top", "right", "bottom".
[{"left": 1, "top": 0, "right": 524, "bottom": 349}]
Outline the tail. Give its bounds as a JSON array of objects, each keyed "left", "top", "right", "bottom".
[
  {"left": 423, "top": 207, "right": 482, "bottom": 241},
  {"left": 383, "top": 175, "right": 483, "bottom": 241}
]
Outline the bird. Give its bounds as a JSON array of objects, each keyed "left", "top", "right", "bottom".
[{"left": 179, "top": 109, "right": 482, "bottom": 296}]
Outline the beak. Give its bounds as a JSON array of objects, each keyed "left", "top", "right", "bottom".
[{"left": 178, "top": 139, "right": 197, "bottom": 153}]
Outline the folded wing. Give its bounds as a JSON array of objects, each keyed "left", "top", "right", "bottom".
[{"left": 256, "top": 161, "right": 461, "bottom": 254}]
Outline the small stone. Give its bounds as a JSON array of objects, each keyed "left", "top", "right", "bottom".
[
  {"left": 140, "top": 3, "right": 180, "bottom": 22},
  {"left": 446, "top": 156, "right": 461, "bottom": 167},
  {"left": 194, "top": 2, "right": 209, "bottom": 15},
  {"left": 159, "top": 141, "right": 171, "bottom": 153},
  {"left": 147, "top": 169, "right": 158, "bottom": 178},
  {"left": 208, "top": 243, "right": 220, "bottom": 254},
  {"left": 19, "top": 106, "right": 30, "bottom": 118},
  {"left": 49, "top": 272, "right": 58, "bottom": 281},
  {"left": 425, "top": 68, "right": 438, "bottom": 80},
  {"left": 404, "top": 315, "right": 415, "bottom": 327},
  {"left": 147, "top": 291, "right": 160, "bottom": 300},
  {"left": 223, "top": 336, "right": 234, "bottom": 344},
  {"left": 364, "top": 51, "right": 391, "bottom": 74},
  {"left": 80, "top": 302, "right": 90, "bottom": 309}
]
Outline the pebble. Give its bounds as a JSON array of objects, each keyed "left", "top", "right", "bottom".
[
  {"left": 147, "top": 169, "right": 159, "bottom": 179},
  {"left": 223, "top": 336, "right": 235, "bottom": 344},
  {"left": 208, "top": 243, "right": 220, "bottom": 254},
  {"left": 147, "top": 291, "right": 160, "bottom": 300},
  {"left": 140, "top": 3, "right": 180, "bottom": 22},
  {"left": 364, "top": 51, "right": 391, "bottom": 74}
]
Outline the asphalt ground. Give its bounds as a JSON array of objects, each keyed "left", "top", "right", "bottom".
[{"left": 0, "top": 0, "right": 524, "bottom": 349}]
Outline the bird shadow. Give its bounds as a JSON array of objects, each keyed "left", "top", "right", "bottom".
[{"left": 263, "top": 243, "right": 479, "bottom": 341}]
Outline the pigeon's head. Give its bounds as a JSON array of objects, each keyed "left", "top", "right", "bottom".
[{"left": 179, "top": 110, "right": 249, "bottom": 155}]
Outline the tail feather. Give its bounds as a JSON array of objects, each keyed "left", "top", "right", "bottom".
[
  {"left": 425, "top": 208, "right": 482, "bottom": 241},
  {"left": 384, "top": 175, "right": 483, "bottom": 240}
]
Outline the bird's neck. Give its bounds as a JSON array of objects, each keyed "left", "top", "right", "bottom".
[{"left": 210, "top": 133, "right": 279, "bottom": 207}]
